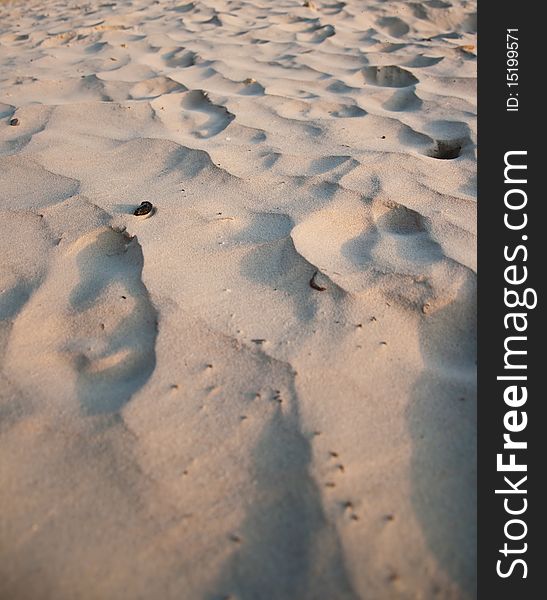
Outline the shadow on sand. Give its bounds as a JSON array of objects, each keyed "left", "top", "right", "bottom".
[
  {"left": 407, "top": 272, "right": 477, "bottom": 596},
  {"left": 209, "top": 376, "right": 358, "bottom": 600}
]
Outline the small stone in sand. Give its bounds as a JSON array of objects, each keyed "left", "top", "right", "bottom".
[
  {"left": 9, "top": 118, "right": 19, "bottom": 126},
  {"left": 134, "top": 201, "right": 154, "bottom": 217}
]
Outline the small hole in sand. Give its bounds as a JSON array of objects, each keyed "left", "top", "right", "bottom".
[{"left": 427, "top": 139, "right": 463, "bottom": 160}]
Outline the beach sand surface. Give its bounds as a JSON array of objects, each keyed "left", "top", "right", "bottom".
[{"left": 0, "top": 1, "right": 476, "bottom": 598}]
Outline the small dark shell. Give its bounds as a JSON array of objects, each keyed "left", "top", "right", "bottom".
[
  {"left": 134, "top": 201, "right": 154, "bottom": 216},
  {"left": 9, "top": 118, "right": 19, "bottom": 126}
]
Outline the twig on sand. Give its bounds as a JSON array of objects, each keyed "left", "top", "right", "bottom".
[{"left": 309, "top": 271, "right": 326, "bottom": 291}]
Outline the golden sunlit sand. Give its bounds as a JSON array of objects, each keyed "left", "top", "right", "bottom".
[{"left": 0, "top": 1, "right": 476, "bottom": 598}]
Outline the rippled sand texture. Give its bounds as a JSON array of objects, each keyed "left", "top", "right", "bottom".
[{"left": 0, "top": 1, "right": 476, "bottom": 599}]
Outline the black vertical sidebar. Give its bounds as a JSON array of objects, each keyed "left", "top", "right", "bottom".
[{"left": 479, "top": 2, "right": 543, "bottom": 599}]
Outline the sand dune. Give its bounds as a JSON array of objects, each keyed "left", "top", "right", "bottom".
[{"left": 0, "top": 1, "right": 476, "bottom": 598}]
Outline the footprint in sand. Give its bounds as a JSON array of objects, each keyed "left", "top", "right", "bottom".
[
  {"left": 297, "top": 23, "right": 336, "bottom": 43},
  {"left": 5, "top": 208, "right": 157, "bottom": 416},
  {"left": 162, "top": 47, "right": 197, "bottom": 68},
  {"left": 362, "top": 65, "right": 418, "bottom": 87},
  {"left": 423, "top": 120, "right": 472, "bottom": 159},
  {"left": 130, "top": 76, "right": 186, "bottom": 100},
  {"left": 0, "top": 212, "right": 56, "bottom": 360},
  {"left": 350, "top": 200, "right": 446, "bottom": 276},
  {"left": 382, "top": 87, "right": 422, "bottom": 111},
  {"left": 181, "top": 90, "right": 235, "bottom": 138},
  {"left": 70, "top": 229, "right": 157, "bottom": 414},
  {"left": 376, "top": 16, "right": 410, "bottom": 38}
]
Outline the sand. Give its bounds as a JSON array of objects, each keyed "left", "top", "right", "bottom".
[{"left": 0, "top": 1, "right": 477, "bottom": 598}]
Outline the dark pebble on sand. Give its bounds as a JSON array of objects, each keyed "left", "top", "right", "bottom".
[{"left": 134, "top": 201, "right": 154, "bottom": 216}]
